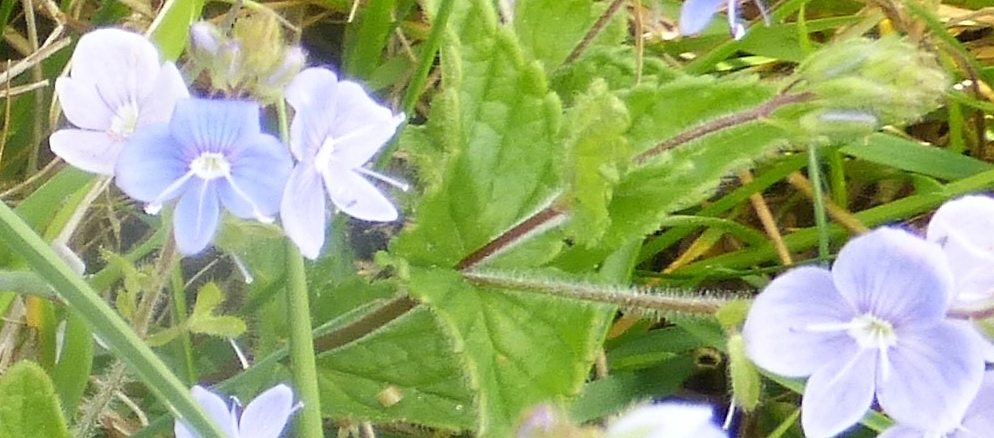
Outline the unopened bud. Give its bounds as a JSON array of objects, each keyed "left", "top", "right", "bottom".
[
  {"left": 727, "top": 334, "right": 761, "bottom": 412},
  {"left": 264, "top": 46, "right": 307, "bottom": 91},
  {"left": 800, "top": 109, "right": 879, "bottom": 140},
  {"left": 189, "top": 22, "right": 222, "bottom": 58},
  {"left": 791, "top": 37, "right": 948, "bottom": 130},
  {"left": 213, "top": 40, "right": 243, "bottom": 91}
]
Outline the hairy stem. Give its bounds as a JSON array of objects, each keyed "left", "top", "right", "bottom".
[
  {"left": 633, "top": 92, "right": 815, "bottom": 164},
  {"left": 457, "top": 92, "right": 814, "bottom": 271},
  {"left": 463, "top": 270, "right": 745, "bottom": 316},
  {"left": 563, "top": 0, "right": 625, "bottom": 65},
  {"left": 312, "top": 296, "right": 419, "bottom": 353},
  {"left": 455, "top": 204, "right": 566, "bottom": 270}
]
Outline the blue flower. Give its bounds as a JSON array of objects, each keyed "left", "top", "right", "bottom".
[
  {"left": 280, "top": 67, "right": 405, "bottom": 259},
  {"left": 878, "top": 371, "right": 994, "bottom": 438},
  {"left": 606, "top": 403, "right": 727, "bottom": 438},
  {"left": 174, "top": 384, "right": 300, "bottom": 438},
  {"left": 114, "top": 98, "right": 291, "bottom": 255},
  {"left": 742, "top": 228, "right": 986, "bottom": 438},
  {"left": 927, "top": 195, "right": 994, "bottom": 312},
  {"left": 51, "top": 28, "right": 188, "bottom": 175},
  {"left": 679, "top": 0, "right": 769, "bottom": 40}
]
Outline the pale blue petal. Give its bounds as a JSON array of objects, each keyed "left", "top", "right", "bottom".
[
  {"left": 801, "top": 349, "right": 876, "bottom": 438},
  {"left": 54, "top": 77, "right": 113, "bottom": 131},
  {"left": 958, "top": 372, "right": 994, "bottom": 437},
  {"left": 927, "top": 195, "right": 994, "bottom": 305},
  {"left": 877, "top": 426, "right": 925, "bottom": 438},
  {"left": 285, "top": 68, "right": 339, "bottom": 160},
  {"left": 114, "top": 124, "right": 189, "bottom": 203},
  {"left": 173, "top": 180, "right": 222, "bottom": 255},
  {"left": 329, "top": 82, "right": 402, "bottom": 168},
  {"left": 135, "top": 61, "right": 189, "bottom": 127},
  {"left": 286, "top": 68, "right": 401, "bottom": 168},
  {"left": 742, "top": 266, "right": 857, "bottom": 377},
  {"left": 285, "top": 68, "right": 338, "bottom": 116},
  {"left": 50, "top": 129, "right": 121, "bottom": 175},
  {"left": 679, "top": 0, "right": 727, "bottom": 36},
  {"left": 280, "top": 165, "right": 327, "bottom": 260},
  {"left": 606, "top": 403, "right": 726, "bottom": 438},
  {"left": 877, "top": 322, "right": 984, "bottom": 433},
  {"left": 239, "top": 384, "right": 296, "bottom": 438},
  {"left": 323, "top": 166, "right": 398, "bottom": 222},
  {"left": 831, "top": 228, "right": 953, "bottom": 325},
  {"left": 218, "top": 134, "right": 291, "bottom": 219},
  {"left": 68, "top": 29, "right": 161, "bottom": 114},
  {"left": 169, "top": 99, "right": 261, "bottom": 155},
  {"left": 175, "top": 385, "right": 239, "bottom": 438},
  {"left": 173, "top": 420, "right": 198, "bottom": 438}
]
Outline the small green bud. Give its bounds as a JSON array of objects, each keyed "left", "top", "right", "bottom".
[
  {"left": 257, "top": 46, "right": 307, "bottom": 100},
  {"left": 727, "top": 333, "right": 762, "bottom": 412},
  {"left": 791, "top": 37, "right": 948, "bottom": 133},
  {"left": 232, "top": 12, "right": 286, "bottom": 81},
  {"left": 189, "top": 21, "right": 222, "bottom": 59},
  {"left": 800, "top": 109, "right": 879, "bottom": 140}
]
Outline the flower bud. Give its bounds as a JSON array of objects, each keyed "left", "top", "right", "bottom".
[
  {"left": 790, "top": 37, "right": 948, "bottom": 133},
  {"left": 232, "top": 12, "right": 285, "bottom": 80},
  {"left": 800, "top": 109, "right": 879, "bottom": 140},
  {"left": 727, "top": 333, "right": 761, "bottom": 412},
  {"left": 189, "top": 21, "right": 221, "bottom": 58},
  {"left": 260, "top": 46, "right": 307, "bottom": 96},
  {"left": 213, "top": 40, "right": 244, "bottom": 92}
]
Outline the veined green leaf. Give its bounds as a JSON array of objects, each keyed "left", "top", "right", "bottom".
[
  {"left": 392, "top": 0, "right": 563, "bottom": 268},
  {"left": 563, "top": 79, "right": 630, "bottom": 246},
  {"left": 409, "top": 267, "right": 610, "bottom": 437},
  {"left": 602, "top": 76, "right": 786, "bottom": 245},
  {"left": 513, "top": 0, "right": 625, "bottom": 73},
  {"left": 316, "top": 305, "right": 475, "bottom": 431},
  {"left": 0, "top": 361, "right": 69, "bottom": 438}
]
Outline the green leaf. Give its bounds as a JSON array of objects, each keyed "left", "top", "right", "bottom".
[
  {"left": 188, "top": 283, "right": 246, "bottom": 338},
  {"left": 569, "top": 354, "right": 697, "bottom": 423},
  {"left": 0, "top": 361, "right": 69, "bottom": 438},
  {"left": 550, "top": 46, "right": 683, "bottom": 102},
  {"left": 390, "top": 1, "right": 614, "bottom": 434},
  {"left": 316, "top": 305, "right": 475, "bottom": 431},
  {"left": 563, "top": 78, "right": 630, "bottom": 246},
  {"left": 409, "top": 267, "right": 611, "bottom": 436},
  {"left": 513, "top": 0, "right": 625, "bottom": 73},
  {"left": 50, "top": 312, "right": 94, "bottom": 417},
  {"left": 392, "top": 0, "right": 563, "bottom": 268},
  {"left": 601, "top": 76, "right": 786, "bottom": 245},
  {"left": 147, "top": 0, "right": 204, "bottom": 60},
  {"left": 841, "top": 133, "right": 993, "bottom": 181}
]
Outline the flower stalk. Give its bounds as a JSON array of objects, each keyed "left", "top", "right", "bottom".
[{"left": 277, "top": 98, "right": 324, "bottom": 438}]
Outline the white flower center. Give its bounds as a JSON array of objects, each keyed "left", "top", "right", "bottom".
[
  {"left": 109, "top": 100, "right": 140, "bottom": 139},
  {"left": 847, "top": 313, "right": 898, "bottom": 350},
  {"left": 190, "top": 152, "right": 231, "bottom": 180},
  {"left": 315, "top": 136, "right": 337, "bottom": 172}
]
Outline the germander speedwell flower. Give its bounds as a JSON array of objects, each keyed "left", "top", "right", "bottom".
[
  {"left": 280, "top": 67, "right": 405, "bottom": 259},
  {"left": 174, "top": 384, "right": 300, "bottom": 438},
  {"left": 606, "top": 403, "right": 727, "bottom": 438},
  {"left": 679, "top": 0, "right": 769, "bottom": 40},
  {"left": 742, "top": 228, "right": 985, "bottom": 438},
  {"left": 51, "top": 28, "right": 188, "bottom": 175},
  {"left": 879, "top": 371, "right": 994, "bottom": 438},
  {"left": 926, "top": 195, "right": 994, "bottom": 312},
  {"left": 115, "top": 98, "right": 291, "bottom": 255}
]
